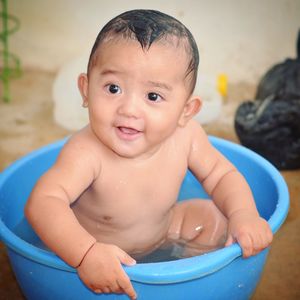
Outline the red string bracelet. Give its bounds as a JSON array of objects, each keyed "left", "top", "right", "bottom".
[{"left": 76, "top": 241, "right": 97, "bottom": 268}]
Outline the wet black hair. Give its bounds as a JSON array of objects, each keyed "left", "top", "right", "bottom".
[{"left": 87, "top": 9, "right": 199, "bottom": 93}]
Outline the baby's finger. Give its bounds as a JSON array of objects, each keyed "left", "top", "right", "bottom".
[
  {"left": 117, "top": 274, "right": 137, "bottom": 300},
  {"left": 224, "top": 234, "right": 235, "bottom": 247},
  {"left": 93, "top": 288, "right": 103, "bottom": 294},
  {"left": 237, "top": 233, "right": 254, "bottom": 258},
  {"left": 264, "top": 226, "right": 273, "bottom": 246},
  {"left": 260, "top": 219, "right": 273, "bottom": 247},
  {"left": 108, "top": 280, "right": 123, "bottom": 294},
  {"left": 102, "top": 287, "right": 111, "bottom": 294},
  {"left": 116, "top": 248, "right": 136, "bottom": 267},
  {"left": 254, "top": 229, "right": 272, "bottom": 254}
]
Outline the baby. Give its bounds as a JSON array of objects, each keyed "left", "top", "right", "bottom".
[{"left": 25, "top": 9, "right": 272, "bottom": 300}]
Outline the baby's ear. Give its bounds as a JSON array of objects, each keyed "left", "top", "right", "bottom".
[
  {"left": 178, "top": 96, "right": 202, "bottom": 127},
  {"left": 78, "top": 73, "right": 89, "bottom": 107}
]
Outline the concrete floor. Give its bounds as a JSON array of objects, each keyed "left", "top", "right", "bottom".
[{"left": 0, "top": 70, "right": 299, "bottom": 299}]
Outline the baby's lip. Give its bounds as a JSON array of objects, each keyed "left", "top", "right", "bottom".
[
  {"left": 115, "top": 126, "right": 143, "bottom": 141},
  {"left": 118, "top": 126, "right": 141, "bottom": 135}
]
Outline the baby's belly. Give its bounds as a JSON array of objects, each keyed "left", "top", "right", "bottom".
[
  {"left": 72, "top": 205, "right": 173, "bottom": 257},
  {"left": 95, "top": 223, "right": 170, "bottom": 257}
]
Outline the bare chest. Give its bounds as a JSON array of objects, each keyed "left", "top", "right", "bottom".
[
  {"left": 98, "top": 154, "right": 187, "bottom": 209},
  {"left": 74, "top": 150, "right": 188, "bottom": 225}
]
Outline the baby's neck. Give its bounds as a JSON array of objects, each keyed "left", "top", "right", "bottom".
[{"left": 112, "top": 142, "right": 165, "bottom": 163}]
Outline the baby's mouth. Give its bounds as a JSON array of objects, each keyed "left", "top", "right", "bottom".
[
  {"left": 116, "top": 126, "right": 143, "bottom": 141},
  {"left": 118, "top": 127, "right": 140, "bottom": 135}
]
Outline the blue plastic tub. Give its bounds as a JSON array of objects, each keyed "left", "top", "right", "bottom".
[{"left": 0, "top": 137, "right": 289, "bottom": 300}]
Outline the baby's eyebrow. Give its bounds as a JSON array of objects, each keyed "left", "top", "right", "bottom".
[
  {"left": 147, "top": 80, "right": 173, "bottom": 91},
  {"left": 100, "top": 69, "right": 123, "bottom": 76}
]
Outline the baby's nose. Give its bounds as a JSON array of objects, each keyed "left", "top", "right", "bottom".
[{"left": 117, "top": 96, "right": 141, "bottom": 118}]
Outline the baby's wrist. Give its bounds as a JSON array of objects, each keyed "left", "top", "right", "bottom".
[
  {"left": 75, "top": 240, "right": 97, "bottom": 269},
  {"left": 228, "top": 208, "right": 259, "bottom": 219}
]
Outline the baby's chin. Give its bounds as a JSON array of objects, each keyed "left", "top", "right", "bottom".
[
  {"left": 111, "top": 147, "right": 154, "bottom": 160},
  {"left": 111, "top": 142, "right": 162, "bottom": 160}
]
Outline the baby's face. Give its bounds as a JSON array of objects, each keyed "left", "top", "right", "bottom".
[{"left": 81, "top": 38, "right": 195, "bottom": 159}]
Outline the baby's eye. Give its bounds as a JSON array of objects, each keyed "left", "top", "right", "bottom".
[
  {"left": 107, "top": 84, "right": 121, "bottom": 94},
  {"left": 147, "top": 92, "right": 162, "bottom": 102}
]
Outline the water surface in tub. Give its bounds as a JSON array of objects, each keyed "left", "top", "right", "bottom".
[
  {"left": 13, "top": 217, "right": 182, "bottom": 261},
  {"left": 12, "top": 217, "right": 224, "bottom": 263}
]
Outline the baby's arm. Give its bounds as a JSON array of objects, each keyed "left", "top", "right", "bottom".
[
  {"left": 187, "top": 122, "right": 273, "bottom": 257},
  {"left": 25, "top": 133, "right": 136, "bottom": 299},
  {"left": 25, "top": 135, "right": 98, "bottom": 266}
]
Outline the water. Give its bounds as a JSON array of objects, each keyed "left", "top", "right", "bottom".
[
  {"left": 13, "top": 191, "right": 228, "bottom": 264},
  {"left": 13, "top": 218, "right": 182, "bottom": 262},
  {"left": 13, "top": 218, "right": 224, "bottom": 264},
  {"left": 12, "top": 218, "right": 182, "bottom": 262},
  {"left": 136, "top": 241, "right": 223, "bottom": 263}
]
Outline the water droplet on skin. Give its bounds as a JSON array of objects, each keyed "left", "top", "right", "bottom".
[{"left": 195, "top": 225, "right": 203, "bottom": 232}]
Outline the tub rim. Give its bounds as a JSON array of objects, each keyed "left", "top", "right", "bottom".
[{"left": 0, "top": 137, "right": 289, "bottom": 284}]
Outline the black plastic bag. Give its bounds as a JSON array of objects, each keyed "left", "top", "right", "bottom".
[{"left": 235, "top": 30, "right": 300, "bottom": 170}]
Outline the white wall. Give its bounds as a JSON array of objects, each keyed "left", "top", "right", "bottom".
[{"left": 8, "top": 0, "right": 300, "bottom": 84}]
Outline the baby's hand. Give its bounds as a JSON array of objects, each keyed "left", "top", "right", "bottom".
[
  {"left": 225, "top": 210, "right": 273, "bottom": 258},
  {"left": 77, "top": 242, "right": 137, "bottom": 299}
]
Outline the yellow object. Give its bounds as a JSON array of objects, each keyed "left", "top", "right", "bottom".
[{"left": 217, "top": 74, "right": 228, "bottom": 98}]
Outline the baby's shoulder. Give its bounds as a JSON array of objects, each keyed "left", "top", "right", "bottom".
[
  {"left": 58, "top": 126, "right": 103, "bottom": 168},
  {"left": 64, "top": 126, "right": 99, "bottom": 152},
  {"left": 175, "top": 120, "right": 211, "bottom": 157},
  {"left": 180, "top": 119, "right": 207, "bottom": 141}
]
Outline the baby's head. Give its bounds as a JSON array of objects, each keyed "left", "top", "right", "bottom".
[
  {"left": 79, "top": 10, "right": 202, "bottom": 158},
  {"left": 87, "top": 9, "right": 199, "bottom": 94}
]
